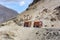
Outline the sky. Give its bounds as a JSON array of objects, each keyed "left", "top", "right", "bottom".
[{"left": 0, "top": 0, "right": 33, "bottom": 13}]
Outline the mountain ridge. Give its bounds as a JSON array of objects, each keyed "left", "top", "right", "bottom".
[{"left": 0, "top": 4, "right": 18, "bottom": 24}]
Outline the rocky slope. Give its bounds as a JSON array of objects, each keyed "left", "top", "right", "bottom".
[
  {"left": 0, "top": 0, "right": 60, "bottom": 40},
  {"left": 0, "top": 4, "right": 18, "bottom": 24},
  {"left": 15, "top": 0, "right": 60, "bottom": 28}
]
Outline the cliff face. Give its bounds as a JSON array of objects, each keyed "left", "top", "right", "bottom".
[
  {"left": 15, "top": 0, "right": 60, "bottom": 28},
  {"left": 26, "top": 0, "right": 44, "bottom": 10},
  {"left": 1, "top": 0, "right": 60, "bottom": 40}
]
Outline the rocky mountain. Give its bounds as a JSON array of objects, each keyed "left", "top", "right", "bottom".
[
  {"left": 0, "top": 0, "right": 60, "bottom": 40},
  {"left": 15, "top": 0, "right": 60, "bottom": 28},
  {"left": 0, "top": 4, "right": 18, "bottom": 24}
]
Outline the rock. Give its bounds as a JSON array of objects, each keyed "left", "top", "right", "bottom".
[{"left": 0, "top": 4, "right": 18, "bottom": 24}]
